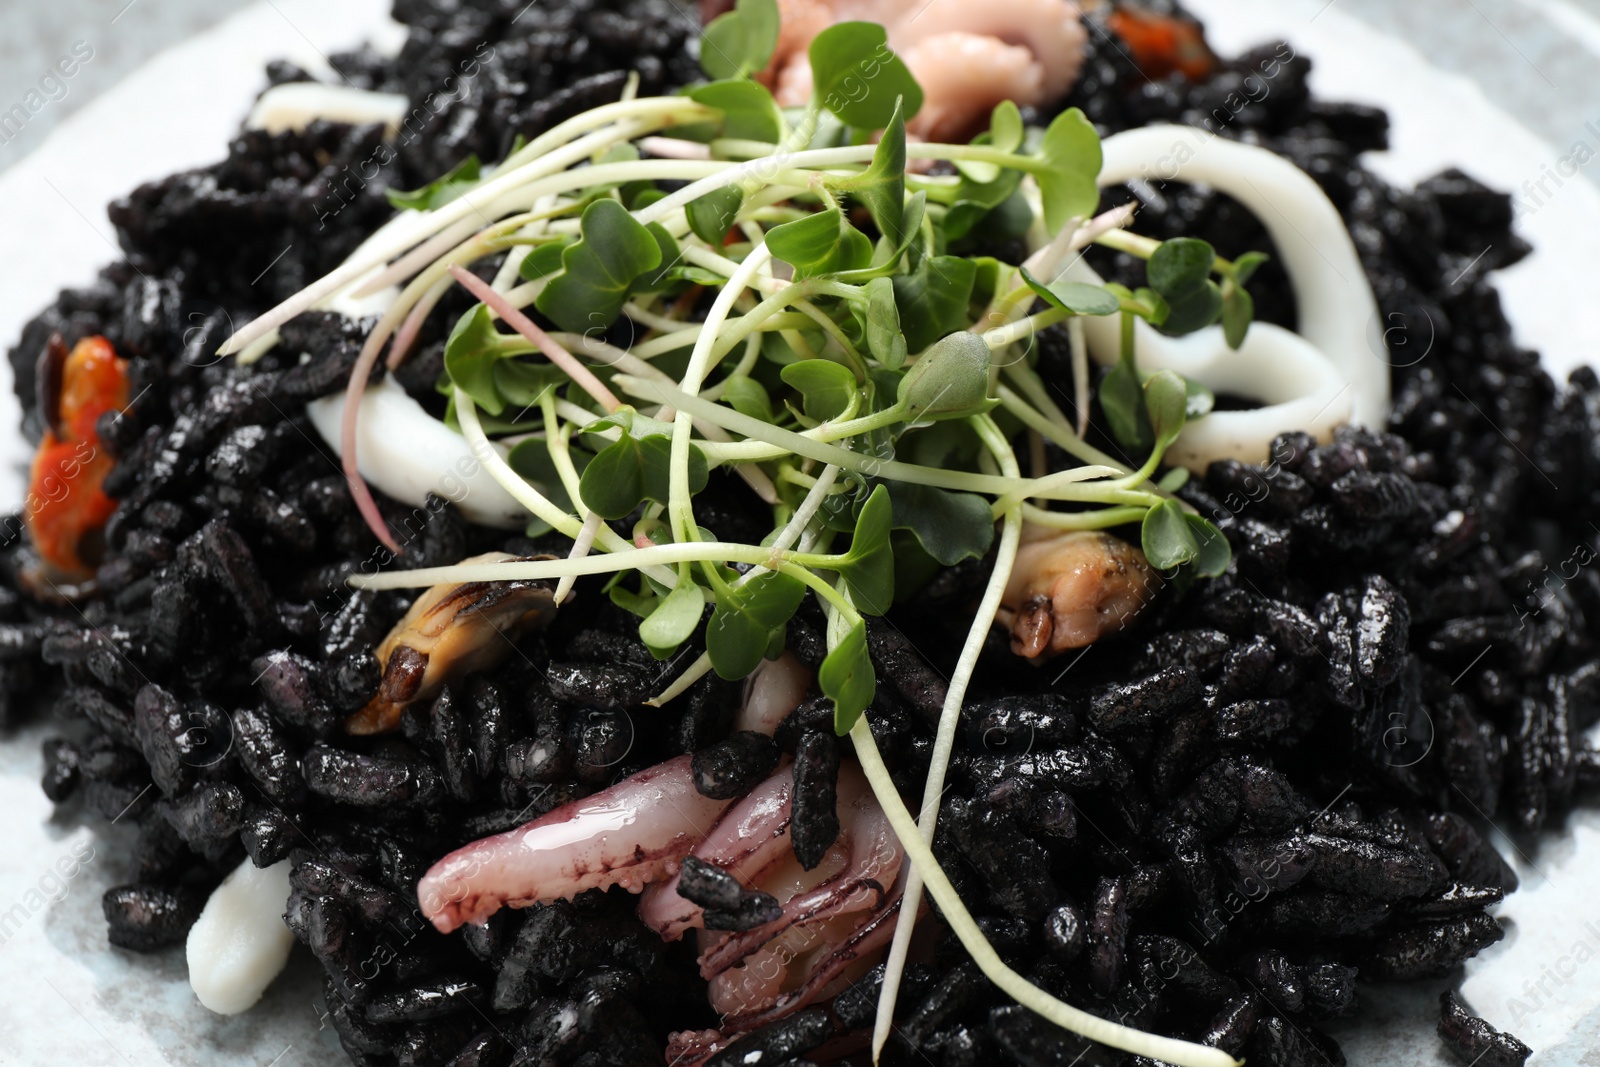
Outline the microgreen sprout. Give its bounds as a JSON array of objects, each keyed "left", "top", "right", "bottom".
[{"left": 223, "top": 22, "right": 1270, "bottom": 1067}]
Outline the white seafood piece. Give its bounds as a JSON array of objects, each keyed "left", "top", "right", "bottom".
[
  {"left": 418, "top": 754, "right": 736, "bottom": 933},
  {"left": 896, "top": 34, "right": 1044, "bottom": 144},
  {"left": 186, "top": 859, "right": 295, "bottom": 1015},
  {"left": 881, "top": 0, "right": 1088, "bottom": 100},
  {"left": 1040, "top": 125, "right": 1385, "bottom": 470},
  {"left": 245, "top": 82, "right": 410, "bottom": 138},
  {"left": 768, "top": 0, "right": 1087, "bottom": 140},
  {"left": 306, "top": 376, "right": 527, "bottom": 529},
  {"left": 734, "top": 651, "right": 814, "bottom": 736}
]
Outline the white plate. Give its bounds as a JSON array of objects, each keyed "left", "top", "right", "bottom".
[{"left": 0, "top": 1, "right": 1597, "bottom": 1063}]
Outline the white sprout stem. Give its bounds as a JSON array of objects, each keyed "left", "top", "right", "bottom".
[
  {"left": 554, "top": 512, "right": 602, "bottom": 605},
  {"left": 645, "top": 651, "right": 714, "bottom": 707},
  {"left": 1020, "top": 503, "right": 1149, "bottom": 530},
  {"left": 618, "top": 376, "right": 1154, "bottom": 505},
  {"left": 1070, "top": 316, "right": 1090, "bottom": 437},
  {"left": 850, "top": 719, "right": 1240, "bottom": 1067},
  {"left": 347, "top": 540, "right": 789, "bottom": 590},
  {"left": 668, "top": 243, "right": 774, "bottom": 544},
  {"left": 982, "top": 306, "right": 1070, "bottom": 350},
  {"left": 454, "top": 389, "right": 585, "bottom": 540},
  {"left": 871, "top": 415, "right": 1023, "bottom": 1061}
]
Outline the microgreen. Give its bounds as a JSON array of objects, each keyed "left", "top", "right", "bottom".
[
  {"left": 706, "top": 569, "right": 807, "bottom": 680},
  {"left": 536, "top": 198, "right": 663, "bottom": 333},
  {"left": 444, "top": 304, "right": 515, "bottom": 415},
  {"left": 687, "top": 184, "right": 744, "bottom": 245},
  {"left": 858, "top": 276, "right": 906, "bottom": 369},
  {"left": 699, "top": 0, "right": 780, "bottom": 80},
  {"left": 765, "top": 207, "right": 874, "bottom": 278},
  {"left": 387, "top": 154, "right": 481, "bottom": 212},
  {"left": 808, "top": 22, "right": 923, "bottom": 130},
  {"left": 1141, "top": 497, "right": 1200, "bottom": 570},
  {"left": 828, "top": 98, "right": 907, "bottom": 244},
  {"left": 897, "top": 331, "right": 997, "bottom": 422},
  {"left": 826, "top": 484, "right": 894, "bottom": 614},
  {"left": 886, "top": 481, "right": 995, "bottom": 566},
  {"left": 1019, "top": 267, "right": 1122, "bottom": 317},
  {"left": 689, "top": 78, "right": 784, "bottom": 143},
  {"left": 1033, "top": 108, "right": 1102, "bottom": 233},
  {"left": 781, "top": 359, "right": 859, "bottom": 421},
  {"left": 892, "top": 255, "right": 977, "bottom": 353},
  {"left": 822, "top": 618, "right": 875, "bottom": 733},
  {"left": 578, "top": 430, "right": 708, "bottom": 520},
  {"left": 639, "top": 575, "right": 707, "bottom": 656}
]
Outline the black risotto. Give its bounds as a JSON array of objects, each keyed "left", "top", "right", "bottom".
[{"left": 5, "top": 2, "right": 1593, "bottom": 1065}]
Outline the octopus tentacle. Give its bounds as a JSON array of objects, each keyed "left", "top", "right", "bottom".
[{"left": 418, "top": 754, "right": 734, "bottom": 932}]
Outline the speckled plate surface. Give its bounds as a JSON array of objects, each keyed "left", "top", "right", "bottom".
[{"left": 1, "top": 1, "right": 1599, "bottom": 1064}]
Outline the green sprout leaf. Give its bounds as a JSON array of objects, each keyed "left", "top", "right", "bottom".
[
  {"left": 765, "top": 207, "right": 873, "bottom": 278},
  {"left": 1160, "top": 281, "right": 1224, "bottom": 335},
  {"left": 1143, "top": 369, "right": 1188, "bottom": 456},
  {"left": 519, "top": 238, "right": 574, "bottom": 282},
  {"left": 1147, "top": 237, "right": 1216, "bottom": 296},
  {"left": 860, "top": 276, "right": 906, "bottom": 369},
  {"left": 1221, "top": 281, "right": 1254, "bottom": 349},
  {"left": 1186, "top": 514, "right": 1232, "bottom": 578},
  {"left": 493, "top": 360, "right": 565, "bottom": 408},
  {"left": 954, "top": 100, "right": 1025, "bottom": 185},
  {"left": 507, "top": 436, "right": 581, "bottom": 512},
  {"left": 722, "top": 374, "right": 775, "bottom": 423},
  {"left": 886, "top": 481, "right": 995, "bottom": 566},
  {"left": 639, "top": 576, "right": 706, "bottom": 657},
  {"left": 1018, "top": 267, "right": 1121, "bottom": 317},
  {"left": 1100, "top": 357, "right": 1152, "bottom": 452},
  {"left": 707, "top": 570, "right": 807, "bottom": 680},
  {"left": 829, "top": 97, "right": 906, "bottom": 245},
  {"left": 535, "top": 198, "right": 663, "bottom": 334},
  {"left": 699, "top": 0, "right": 780, "bottom": 80},
  {"left": 781, "top": 359, "right": 858, "bottom": 421},
  {"left": 1146, "top": 237, "right": 1224, "bottom": 336},
  {"left": 897, "top": 331, "right": 996, "bottom": 422},
  {"left": 578, "top": 431, "right": 708, "bottom": 520},
  {"left": 690, "top": 78, "right": 784, "bottom": 143},
  {"left": 809, "top": 21, "right": 923, "bottom": 129},
  {"left": 387, "top": 154, "right": 481, "bottom": 212},
  {"left": 1231, "top": 250, "right": 1269, "bottom": 286},
  {"left": 892, "top": 254, "right": 977, "bottom": 353},
  {"left": 822, "top": 619, "right": 875, "bottom": 734},
  {"left": 688, "top": 184, "right": 744, "bottom": 246},
  {"left": 1141, "top": 498, "right": 1201, "bottom": 570},
  {"left": 831, "top": 484, "right": 895, "bottom": 614},
  {"left": 1156, "top": 467, "right": 1190, "bottom": 493},
  {"left": 444, "top": 304, "right": 513, "bottom": 416},
  {"left": 1033, "top": 108, "right": 1102, "bottom": 233}
]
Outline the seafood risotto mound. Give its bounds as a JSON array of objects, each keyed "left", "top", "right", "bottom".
[{"left": 4, "top": 2, "right": 1596, "bottom": 1066}]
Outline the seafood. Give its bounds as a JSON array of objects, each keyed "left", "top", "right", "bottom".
[
  {"left": 998, "top": 528, "right": 1157, "bottom": 659},
  {"left": 25, "top": 334, "right": 128, "bottom": 583},
  {"left": 418, "top": 753, "right": 734, "bottom": 931},
  {"left": 345, "top": 551, "right": 557, "bottom": 734}
]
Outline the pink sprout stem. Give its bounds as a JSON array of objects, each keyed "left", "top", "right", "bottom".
[{"left": 447, "top": 265, "right": 622, "bottom": 413}]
